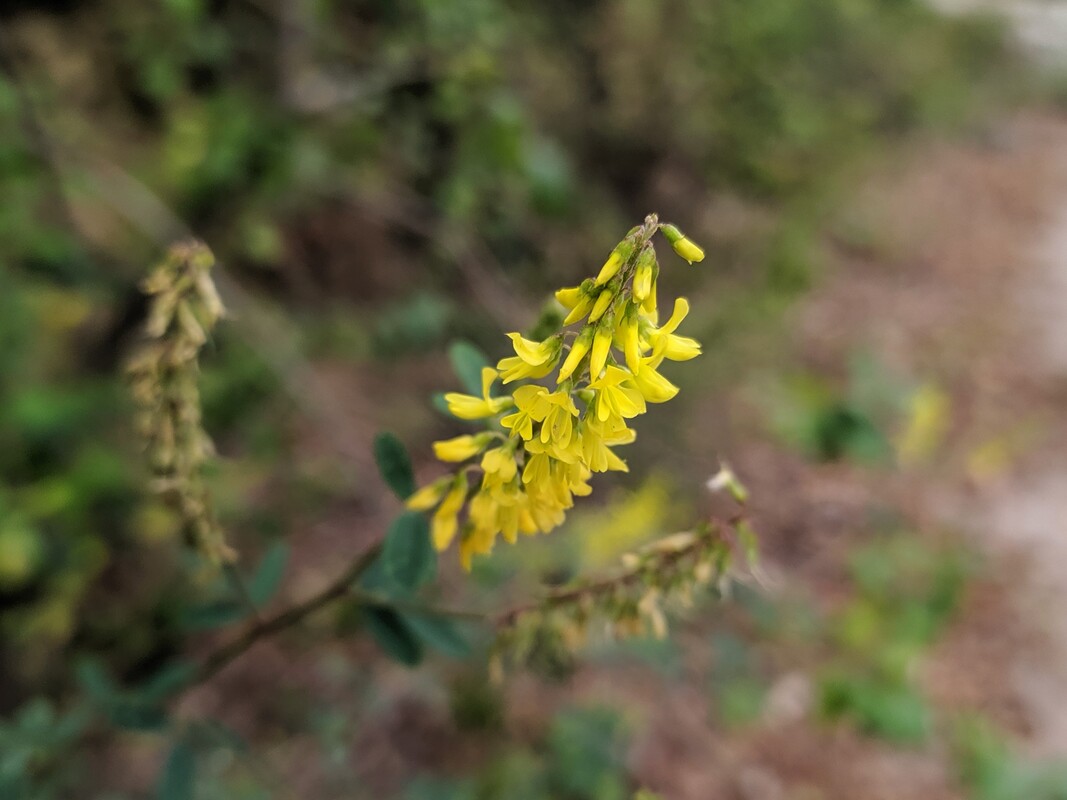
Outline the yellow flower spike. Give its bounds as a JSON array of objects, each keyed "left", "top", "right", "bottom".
[
  {"left": 433, "top": 432, "right": 492, "bottom": 462},
  {"left": 660, "top": 223, "right": 706, "bottom": 264},
  {"left": 588, "top": 365, "right": 647, "bottom": 424},
  {"left": 557, "top": 326, "right": 594, "bottom": 382},
  {"left": 501, "top": 384, "right": 550, "bottom": 440},
  {"left": 405, "top": 476, "right": 451, "bottom": 510},
  {"left": 587, "top": 285, "right": 616, "bottom": 323},
  {"left": 589, "top": 316, "right": 614, "bottom": 379},
  {"left": 443, "top": 367, "right": 513, "bottom": 419},
  {"left": 432, "top": 473, "right": 469, "bottom": 550},
  {"left": 594, "top": 242, "right": 632, "bottom": 286},
  {"left": 633, "top": 357, "right": 679, "bottom": 403}
]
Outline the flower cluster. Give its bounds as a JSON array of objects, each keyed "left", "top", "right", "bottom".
[
  {"left": 408, "top": 215, "right": 706, "bottom": 569},
  {"left": 128, "top": 241, "right": 234, "bottom": 564}
]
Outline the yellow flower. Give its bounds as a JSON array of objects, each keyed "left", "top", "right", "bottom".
[
  {"left": 501, "top": 384, "right": 550, "bottom": 440},
  {"left": 646, "top": 297, "right": 701, "bottom": 362},
  {"left": 433, "top": 432, "right": 492, "bottom": 462},
  {"left": 557, "top": 326, "right": 594, "bottom": 382},
  {"left": 432, "top": 473, "right": 469, "bottom": 550},
  {"left": 580, "top": 419, "right": 633, "bottom": 473},
  {"left": 633, "top": 357, "right": 679, "bottom": 403},
  {"left": 405, "top": 476, "right": 451, "bottom": 510},
  {"left": 539, "top": 390, "right": 580, "bottom": 449},
  {"left": 506, "top": 332, "right": 561, "bottom": 365},
  {"left": 459, "top": 522, "right": 494, "bottom": 571},
  {"left": 480, "top": 445, "right": 519, "bottom": 486},
  {"left": 588, "top": 366, "right": 647, "bottom": 424},
  {"left": 497, "top": 333, "right": 562, "bottom": 383},
  {"left": 444, "top": 367, "right": 513, "bottom": 419},
  {"left": 498, "top": 355, "right": 556, "bottom": 383}
]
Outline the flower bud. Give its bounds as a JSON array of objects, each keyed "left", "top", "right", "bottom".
[
  {"left": 589, "top": 314, "right": 615, "bottom": 379},
  {"left": 588, "top": 285, "right": 616, "bottom": 323},
  {"left": 557, "top": 326, "right": 594, "bottom": 382},
  {"left": 660, "top": 223, "right": 705, "bottom": 264},
  {"left": 633, "top": 247, "right": 656, "bottom": 302},
  {"left": 594, "top": 242, "right": 633, "bottom": 286}
]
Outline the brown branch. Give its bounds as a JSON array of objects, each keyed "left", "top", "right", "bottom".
[{"left": 192, "top": 540, "right": 383, "bottom": 685}]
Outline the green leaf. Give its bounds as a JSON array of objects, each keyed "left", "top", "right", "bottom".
[
  {"left": 158, "top": 741, "right": 195, "bottom": 800},
  {"left": 137, "top": 662, "right": 198, "bottom": 701},
  {"left": 248, "top": 541, "right": 289, "bottom": 606},
  {"left": 405, "top": 613, "right": 472, "bottom": 659},
  {"left": 364, "top": 606, "right": 423, "bottom": 666},
  {"left": 373, "top": 432, "right": 415, "bottom": 500},
  {"left": 178, "top": 599, "right": 245, "bottom": 631},
  {"left": 383, "top": 512, "right": 436, "bottom": 591},
  {"left": 75, "top": 659, "right": 117, "bottom": 704},
  {"left": 448, "top": 340, "right": 490, "bottom": 395},
  {"left": 111, "top": 699, "right": 169, "bottom": 732}
]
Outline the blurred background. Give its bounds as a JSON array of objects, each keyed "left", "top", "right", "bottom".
[{"left": 2, "top": 0, "right": 1067, "bottom": 798}]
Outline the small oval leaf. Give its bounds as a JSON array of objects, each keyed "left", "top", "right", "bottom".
[
  {"left": 373, "top": 432, "right": 416, "bottom": 500},
  {"left": 248, "top": 541, "right": 289, "bottom": 606},
  {"left": 158, "top": 741, "right": 195, "bottom": 800},
  {"left": 383, "top": 513, "right": 436, "bottom": 591},
  {"left": 448, "top": 340, "right": 491, "bottom": 395},
  {"left": 405, "top": 613, "right": 472, "bottom": 659},
  {"left": 364, "top": 606, "right": 423, "bottom": 666}
]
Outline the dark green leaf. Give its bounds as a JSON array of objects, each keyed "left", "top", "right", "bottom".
[
  {"left": 137, "top": 662, "right": 198, "bottom": 701},
  {"left": 448, "top": 340, "right": 490, "bottom": 395},
  {"left": 248, "top": 541, "right": 289, "bottom": 606},
  {"left": 75, "top": 659, "right": 117, "bottom": 704},
  {"left": 406, "top": 613, "right": 472, "bottom": 659},
  {"left": 178, "top": 599, "right": 246, "bottom": 631},
  {"left": 364, "top": 606, "right": 423, "bottom": 666},
  {"left": 111, "top": 700, "right": 169, "bottom": 732},
  {"left": 383, "top": 512, "right": 436, "bottom": 591},
  {"left": 373, "top": 432, "right": 415, "bottom": 500},
  {"left": 158, "top": 741, "right": 195, "bottom": 800}
]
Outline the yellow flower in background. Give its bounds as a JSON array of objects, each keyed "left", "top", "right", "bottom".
[
  {"left": 481, "top": 446, "right": 519, "bottom": 486},
  {"left": 405, "top": 476, "right": 451, "bottom": 510},
  {"left": 444, "top": 368, "right": 513, "bottom": 419}
]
